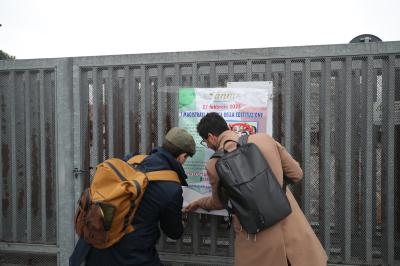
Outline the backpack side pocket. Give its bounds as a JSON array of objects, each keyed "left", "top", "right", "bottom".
[{"left": 75, "top": 189, "right": 90, "bottom": 236}]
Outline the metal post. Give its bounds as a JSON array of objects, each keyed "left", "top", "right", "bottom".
[
  {"left": 124, "top": 66, "right": 131, "bottom": 155},
  {"left": 56, "top": 58, "right": 74, "bottom": 266},
  {"left": 157, "top": 64, "right": 165, "bottom": 146},
  {"left": 284, "top": 59, "right": 292, "bottom": 152},
  {"left": 342, "top": 57, "right": 353, "bottom": 262},
  {"left": 302, "top": 58, "right": 311, "bottom": 218},
  {"left": 106, "top": 67, "right": 115, "bottom": 158},
  {"left": 10, "top": 70, "right": 17, "bottom": 242},
  {"left": 24, "top": 71, "right": 32, "bottom": 243},
  {"left": 361, "top": 57, "right": 373, "bottom": 263},
  {"left": 381, "top": 55, "right": 395, "bottom": 265},
  {"left": 72, "top": 64, "right": 85, "bottom": 243},
  {"left": 319, "top": 58, "right": 331, "bottom": 256},
  {"left": 39, "top": 70, "right": 47, "bottom": 243},
  {"left": 139, "top": 66, "right": 148, "bottom": 153}
]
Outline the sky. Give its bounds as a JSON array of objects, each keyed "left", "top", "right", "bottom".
[{"left": 1, "top": 0, "right": 399, "bottom": 59}]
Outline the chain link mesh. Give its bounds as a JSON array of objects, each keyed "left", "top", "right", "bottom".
[{"left": 0, "top": 69, "right": 57, "bottom": 263}]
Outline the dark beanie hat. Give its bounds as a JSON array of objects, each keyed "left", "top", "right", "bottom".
[{"left": 165, "top": 127, "right": 196, "bottom": 157}]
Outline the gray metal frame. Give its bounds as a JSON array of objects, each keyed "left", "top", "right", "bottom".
[
  {"left": 0, "top": 58, "right": 74, "bottom": 265},
  {"left": 0, "top": 41, "right": 399, "bottom": 266}
]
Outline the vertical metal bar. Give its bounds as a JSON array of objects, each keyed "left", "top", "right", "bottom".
[
  {"left": 334, "top": 64, "right": 344, "bottom": 259},
  {"left": 193, "top": 63, "right": 200, "bottom": 89},
  {"left": 382, "top": 55, "right": 395, "bottom": 265},
  {"left": 190, "top": 63, "right": 200, "bottom": 254},
  {"left": 72, "top": 64, "right": 84, "bottom": 244},
  {"left": 171, "top": 64, "right": 180, "bottom": 127},
  {"left": 47, "top": 70, "right": 57, "bottom": 242},
  {"left": 190, "top": 64, "right": 200, "bottom": 254},
  {"left": 333, "top": 59, "right": 349, "bottom": 262},
  {"left": 351, "top": 68, "right": 361, "bottom": 251},
  {"left": 343, "top": 57, "right": 353, "bottom": 262},
  {"left": 302, "top": 58, "right": 311, "bottom": 217},
  {"left": 265, "top": 60, "right": 273, "bottom": 141},
  {"left": 0, "top": 73, "right": 3, "bottom": 240},
  {"left": 209, "top": 217, "right": 218, "bottom": 255},
  {"left": 91, "top": 68, "right": 101, "bottom": 165},
  {"left": 72, "top": 65, "right": 84, "bottom": 242},
  {"left": 156, "top": 65, "right": 165, "bottom": 146},
  {"left": 246, "top": 60, "right": 252, "bottom": 81},
  {"left": 191, "top": 213, "right": 200, "bottom": 254},
  {"left": 370, "top": 68, "right": 378, "bottom": 248},
  {"left": 265, "top": 60, "right": 273, "bottom": 144},
  {"left": 175, "top": 71, "right": 182, "bottom": 254},
  {"left": 175, "top": 54, "right": 182, "bottom": 253},
  {"left": 228, "top": 61, "right": 234, "bottom": 82},
  {"left": 39, "top": 70, "right": 47, "bottom": 242},
  {"left": 14, "top": 72, "right": 26, "bottom": 241},
  {"left": 10, "top": 70, "right": 17, "bottom": 242},
  {"left": 319, "top": 57, "right": 331, "bottom": 256},
  {"left": 272, "top": 71, "right": 281, "bottom": 141},
  {"left": 79, "top": 70, "right": 90, "bottom": 189},
  {"left": 284, "top": 59, "right": 292, "bottom": 152},
  {"left": 106, "top": 67, "right": 114, "bottom": 158},
  {"left": 265, "top": 60, "right": 272, "bottom": 81},
  {"left": 228, "top": 225, "right": 234, "bottom": 256},
  {"left": 140, "top": 66, "right": 148, "bottom": 153},
  {"left": 156, "top": 66, "right": 167, "bottom": 250},
  {"left": 124, "top": 66, "right": 131, "bottom": 154},
  {"left": 210, "top": 62, "right": 216, "bottom": 90},
  {"left": 208, "top": 63, "right": 218, "bottom": 255},
  {"left": 192, "top": 63, "right": 198, "bottom": 87},
  {"left": 361, "top": 57, "right": 373, "bottom": 263},
  {"left": 24, "top": 71, "right": 32, "bottom": 242},
  {"left": 56, "top": 58, "right": 74, "bottom": 265}
]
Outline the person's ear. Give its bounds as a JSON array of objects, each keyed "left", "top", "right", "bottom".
[
  {"left": 177, "top": 153, "right": 189, "bottom": 164},
  {"left": 209, "top": 133, "right": 218, "bottom": 145}
]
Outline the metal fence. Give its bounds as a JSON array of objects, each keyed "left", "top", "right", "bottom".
[{"left": 0, "top": 41, "right": 399, "bottom": 265}]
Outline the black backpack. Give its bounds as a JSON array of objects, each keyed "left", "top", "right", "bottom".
[{"left": 211, "top": 135, "right": 292, "bottom": 234}]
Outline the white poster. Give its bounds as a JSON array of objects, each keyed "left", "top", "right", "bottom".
[{"left": 179, "top": 82, "right": 273, "bottom": 215}]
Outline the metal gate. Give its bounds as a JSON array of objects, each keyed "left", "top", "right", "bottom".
[
  {"left": 1, "top": 42, "right": 400, "bottom": 265},
  {"left": 0, "top": 59, "right": 73, "bottom": 265}
]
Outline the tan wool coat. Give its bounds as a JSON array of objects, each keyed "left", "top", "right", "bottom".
[{"left": 195, "top": 130, "right": 328, "bottom": 266}]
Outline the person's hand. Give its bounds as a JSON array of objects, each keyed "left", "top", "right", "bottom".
[{"left": 182, "top": 201, "right": 201, "bottom": 213}]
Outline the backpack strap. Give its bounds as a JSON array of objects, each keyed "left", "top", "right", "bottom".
[
  {"left": 146, "top": 170, "right": 180, "bottom": 183},
  {"left": 126, "top": 154, "right": 148, "bottom": 165},
  {"left": 210, "top": 150, "right": 224, "bottom": 159},
  {"left": 211, "top": 135, "right": 250, "bottom": 159},
  {"left": 126, "top": 154, "right": 181, "bottom": 184},
  {"left": 238, "top": 134, "right": 249, "bottom": 145}
]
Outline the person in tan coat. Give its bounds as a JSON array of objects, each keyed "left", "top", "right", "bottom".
[{"left": 183, "top": 112, "right": 327, "bottom": 266}]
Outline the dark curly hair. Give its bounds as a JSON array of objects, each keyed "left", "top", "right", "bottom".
[{"left": 196, "top": 112, "right": 229, "bottom": 139}]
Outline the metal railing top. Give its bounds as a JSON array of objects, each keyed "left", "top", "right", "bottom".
[{"left": 1, "top": 41, "right": 399, "bottom": 69}]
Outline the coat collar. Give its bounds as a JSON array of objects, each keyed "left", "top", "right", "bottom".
[
  {"left": 141, "top": 147, "right": 188, "bottom": 186},
  {"left": 216, "top": 130, "right": 240, "bottom": 152}
]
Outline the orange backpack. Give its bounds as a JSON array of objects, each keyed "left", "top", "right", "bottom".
[{"left": 74, "top": 155, "right": 181, "bottom": 249}]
